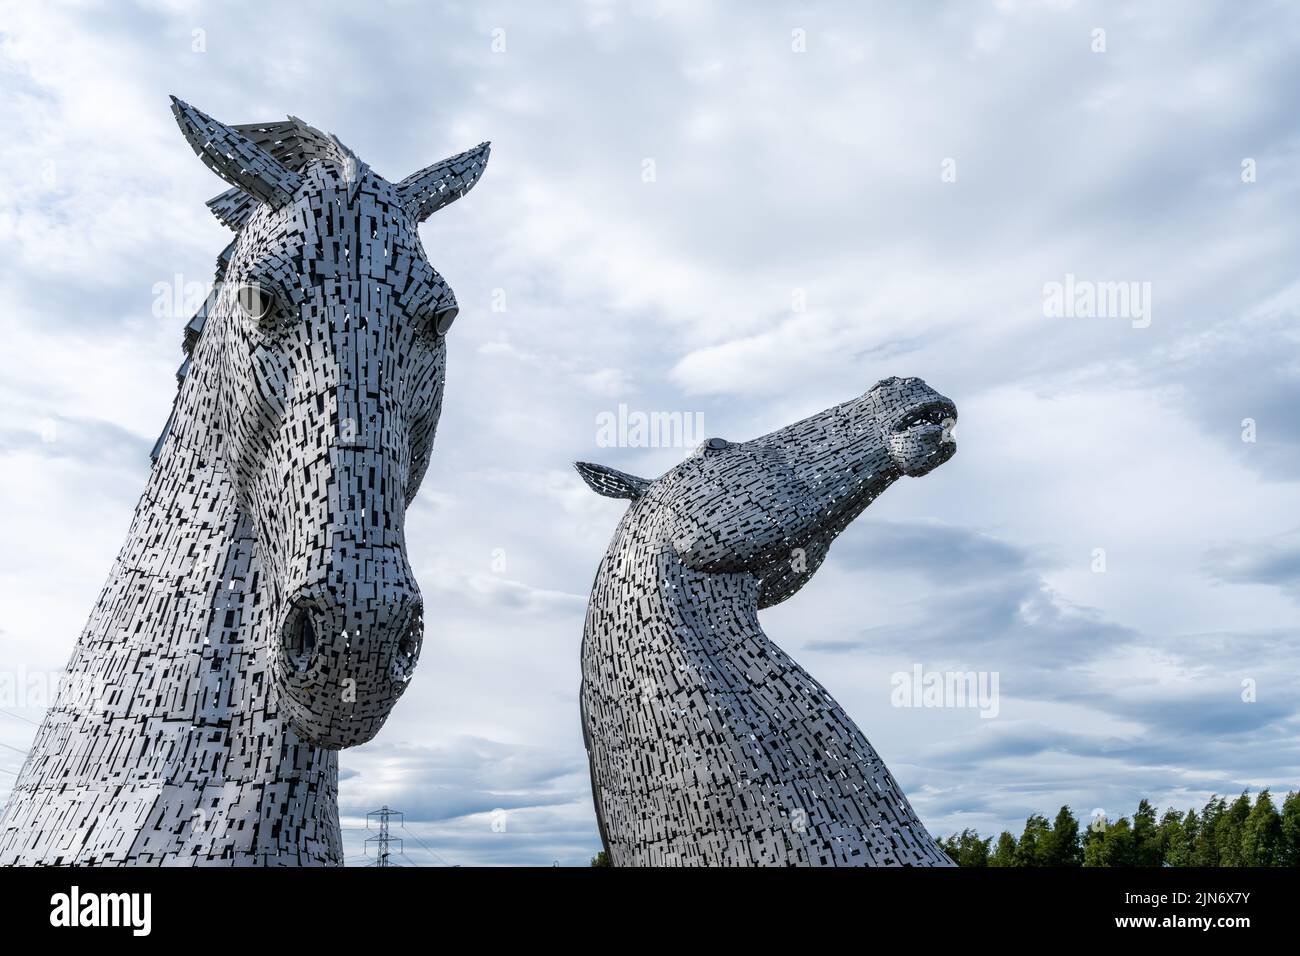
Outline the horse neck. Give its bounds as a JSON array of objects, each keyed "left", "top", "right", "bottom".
[
  {"left": 583, "top": 498, "right": 952, "bottom": 867},
  {"left": 0, "top": 340, "right": 341, "bottom": 866},
  {"left": 586, "top": 506, "right": 765, "bottom": 662}
]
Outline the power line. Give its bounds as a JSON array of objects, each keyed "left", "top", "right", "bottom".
[
  {"left": 0, "top": 708, "right": 40, "bottom": 727},
  {"left": 343, "top": 806, "right": 456, "bottom": 867},
  {"left": 0, "top": 741, "right": 29, "bottom": 757},
  {"left": 401, "top": 821, "right": 456, "bottom": 867},
  {"left": 364, "top": 806, "right": 402, "bottom": 867},
  {"left": 340, "top": 804, "right": 457, "bottom": 867}
]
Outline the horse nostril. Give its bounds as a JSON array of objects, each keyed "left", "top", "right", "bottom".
[
  {"left": 391, "top": 603, "right": 423, "bottom": 683},
  {"left": 433, "top": 305, "right": 459, "bottom": 336},
  {"left": 285, "top": 610, "right": 317, "bottom": 674}
]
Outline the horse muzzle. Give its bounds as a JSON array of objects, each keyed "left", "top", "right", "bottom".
[{"left": 273, "top": 581, "right": 424, "bottom": 749}]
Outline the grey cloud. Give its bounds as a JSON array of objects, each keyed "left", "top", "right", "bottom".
[
  {"left": 0, "top": 415, "right": 153, "bottom": 468},
  {"left": 829, "top": 518, "right": 1034, "bottom": 583},
  {"left": 339, "top": 736, "right": 587, "bottom": 821},
  {"left": 816, "top": 520, "right": 1133, "bottom": 665},
  {"left": 803, "top": 638, "right": 871, "bottom": 654},
  {"left": 1204, "top": 527, "right": 1300, "bottom": 601}
]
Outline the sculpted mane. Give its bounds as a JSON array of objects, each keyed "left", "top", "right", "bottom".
[
  {"left": 152, "top": 117, "right": 353, "bottom": 462},
  {"left": 204, "top": 117, "right": 366, "bottom": 230}
]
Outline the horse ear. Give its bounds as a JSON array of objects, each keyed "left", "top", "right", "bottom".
[
  {"left": 396, "top": 142, "right": 490, "bottom": 223},
  {"left": 169, "top": 96, "right": 302, "bottom": 208},
  {"left": 574, "top": 462, "right": 650, "bottom": 500}
]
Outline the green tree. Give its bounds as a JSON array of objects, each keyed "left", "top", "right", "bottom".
[
  {"left": 1161, "top": 809, "right": 1196, "bottom": 867},
  {"left": 939, "top": 833, "right": 956, "bottom": 859},
  {"left": 1039, "top": 806, "right": 1082, "bottom": 866},
  {"left": 1016, "top": 814, "right": 1051, "bottom": 866},
  {"left": 1085, "top": 817, "right": 1136, "bottom": 867},
  {"left": 989, "top": 831, "right": 1018, "bottom": 867},
  {"left": 1241, "top": 790, "right": 1282, "bottom": 866},
  {"left": 1193, "top": 796, "right": 1225, "bottom": 866},
  {"left": 590, "top": 850, "right": 610, "bottom": 867},
  {"left": 1280, "top": 791, "right": 1300, "bottom": 867},
  {"left": 941, "top": 828, "right": 991, "bottom": 867},
  {"left": 1082, "top": 811, "right": 1106, "bottom": 866},
  {"left": 1215, "top": 792, "right": 1251, "bottom": 867},
  {"left": 918, "top": 793, "right": 1300, "bottom": 869},
  {"left": 1180, "top": 808, "right": 1200, "bottom": 865},
  {"left": 1133, "top": 799, "right": 1163, "bottom": 866}
]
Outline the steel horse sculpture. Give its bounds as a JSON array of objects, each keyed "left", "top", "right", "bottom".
[
  {"left": 0, "top": 99, "right": 489, "bottom": 865},
  {"left": 577, "top": 377, "right": 958, "bottom": 866}
]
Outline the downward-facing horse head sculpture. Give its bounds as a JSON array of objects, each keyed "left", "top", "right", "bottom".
[
  {"left": 0, "top": 99, "right": 489, "bottom": 865},
  {"left": 577, "top": 377, "right": 958, "bottom": 866}
]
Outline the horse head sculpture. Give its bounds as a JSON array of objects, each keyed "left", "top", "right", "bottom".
[
  {"left": 0, "top": 99, "right": 490, "bottom": 866},
  {"left": 575, "top": 377, "right": 958, "bottom": 865},
  {"left": 171, "top": 99, "right": 489, "bottom": 748},
  {"left": 578, "top": 376, "right": 956, "bottom": 604}
]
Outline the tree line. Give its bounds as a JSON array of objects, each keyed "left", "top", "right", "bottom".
[{"left": 941, "top": 790, "right": 1300, "bottom": 866}]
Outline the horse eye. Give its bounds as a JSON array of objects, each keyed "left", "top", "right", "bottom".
[
  {"left": 234, "top": 282, "right": 283, "bottom": 325},
  {"left": 703, "top": 437, "right": 729, "bottom": 453}
]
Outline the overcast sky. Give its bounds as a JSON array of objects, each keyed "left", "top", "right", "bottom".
[{"left": 2, "top": 0, "right": 1298, "bottom": 866}]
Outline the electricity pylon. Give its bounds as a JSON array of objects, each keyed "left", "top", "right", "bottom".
[{"left": 366, "top": 806, "right": 403, "bottom": 867}]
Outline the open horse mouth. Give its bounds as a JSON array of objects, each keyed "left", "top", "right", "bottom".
[
  {"left": 892, "top": 398, "right": 957, "bottom": 434},
  {"left": 887, "top": 393, "right": 958, "bottom": 478}
]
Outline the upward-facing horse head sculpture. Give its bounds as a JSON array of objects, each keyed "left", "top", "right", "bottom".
[
  {"left": 0, "top": 99, "right": 489, "bottom": 865},
  {"left": 576, "top": 377, "right": 958, "bottom": 866}
]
